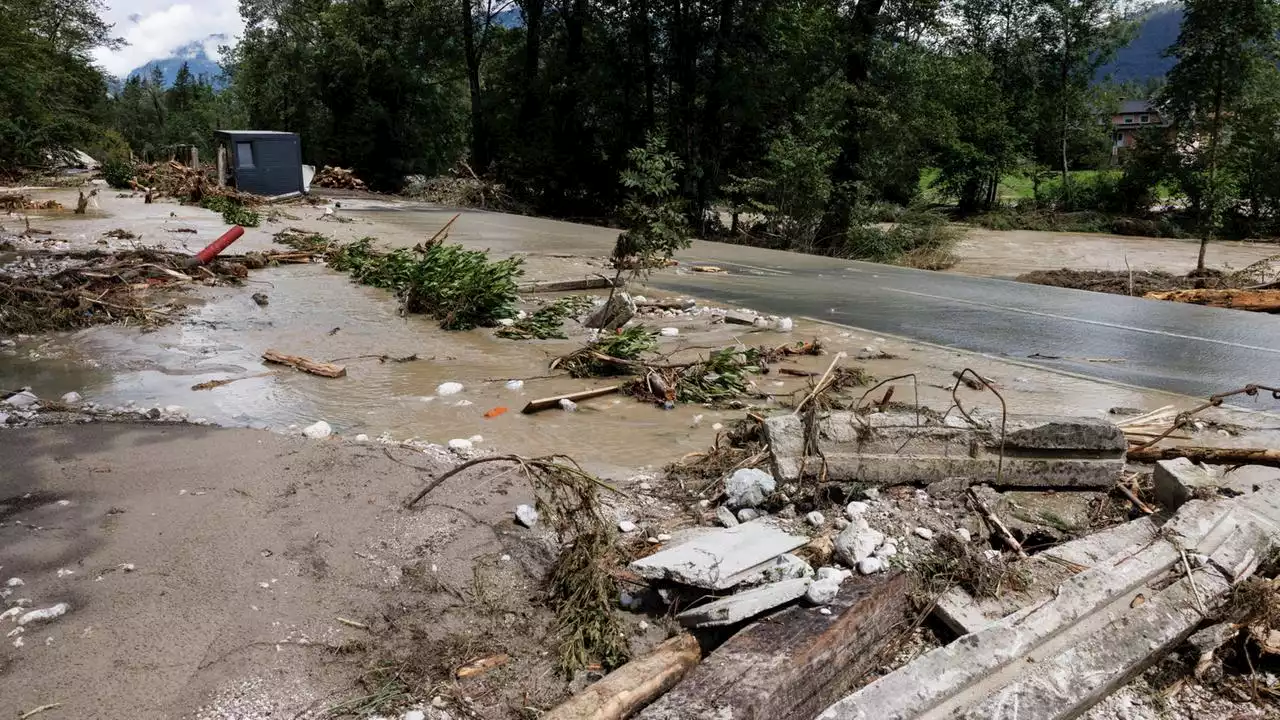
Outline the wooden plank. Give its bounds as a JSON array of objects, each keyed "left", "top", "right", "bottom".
[
  {"left": 1127, "top": 444, "right": 1280, "bottom": 469},
  {"left": 542, "top": 634, "right": 702, "bottom": 720},
  {"left": 521, "top": 385, "right": 622, "bottom": 414},
  {"left": 519, "top": 277, "right": 619, "bottom": 293},
  {"left": 261, "top": 349, "right": 347, "bottom": 378},
  {"left": 637, "top": 572, "right": 909, "bottom": 720}
]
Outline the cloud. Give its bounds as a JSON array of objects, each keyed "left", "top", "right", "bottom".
[{"left": 92, "top": 1, "right": 244, "bottom": 78}]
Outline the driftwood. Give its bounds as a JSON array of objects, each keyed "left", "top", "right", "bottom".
[
  {"left": 542, "top": 634, "right": 701, "bottom": 720},
  {"left": 519, "top": 277, "right": 620, "bottom": 293},
  {"left": 638, "top": 574, "right": 909, "bottom": 720},
  {"left": 638, "top": 299, "right": 696, "bottom": 311},
  {"left": 1144, "top": 288, "right": 1280, "bottom": 312},
  {"left": 261, "top": 349, "right": 347, "bottom": 378},
  {"left": 521, "top": 385, "right": 622, "bottom": 414},
  {"left": 1126, "top": 445, "right": 1280, "bottom": 469}
]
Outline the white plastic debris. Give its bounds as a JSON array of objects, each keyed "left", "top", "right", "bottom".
[
  {"left": 559, "top": 399, "right": 578, "bottom": 412},
  {"left": 514, "top": 504, "right": 539, "bottom": 528},
  {"left": 120, "top": 563, "right": 136, "bottom": 572},
  {"left": 56, "top": 568, "right": 74, "bottom": 578},
  {"left": 712, "top": 423, "right": 724, "bottom": 431},
  {"left": 469, "top": 434, "right": 483, "bottom": 443},
  {"left": 659, "top": 327, "right": 680, "bottom": 337},
  {"left": 775, "top": 317, "right": 794, "bottom": 332},
  {"left": 656, "top": 533, "right": 672, "bottom": 542},
  {"left": 691, "top": 414, "right": 704, "bottom": 427},
  {"left": 618, "top": 520, "right": 638, "bottom": 533},
  {"left": 60, "top": 391, "right": 83, "bottom": 403},
  {"left": 497, "top": 318, "right": 516, "bottom": 327},
  {"left": 447, "top": 438, "right": 473, "bottom": 451},
  {"left": 56, "top": 499, "right": 71, "bottom": 506},
  {"left": 0, "top": 607, "right": 21, "bottom": 622},
  {"left": 505, "top": 380, "right": 525, "bottom": 391},
  {"left": 403, "top": 711, "right": 427, "bottom": 720},
  {"left": 437, "top": 382, "right": 464, "bottom": 396},
  {"left": 18, "top": 603, "right": 69, "bottom": 625},
  {"left": 354, "top": 434, "right": 370, "bottom": 442},
  {"left": 303, "top": 421, "right": 332, "bottom": 439},
  {"left": 454, "top": 399, "right": 473, "bottom": 407}
]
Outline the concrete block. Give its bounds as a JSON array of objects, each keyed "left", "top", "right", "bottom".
[
  {"left": 765, "top": 412, "right": 1125, "bottom": 487},
  {"left": 1153, "top": 457, "right": 1220, "bottom": 510},
  {"left": 629, "top": 519, "right": 809, "bottom": 590},
  {"left": 676, "top": 578, "right": 811, "bottom": 627}
]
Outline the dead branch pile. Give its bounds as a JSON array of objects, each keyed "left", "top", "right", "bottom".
[
  {"left": 0, "top": 248, "right": 265, "bottom": 334},
  {"left": 132, "top": 160, "right": 256, "bottom": 205},
  {"left": 0, "top": 193, "right": 63, "bottom": 212},
  {"left": 403, "top": 165, "right": 520, "bottom": 211},
  {"left": 313, "top": 165, "right": 368, "bottom": 190}
]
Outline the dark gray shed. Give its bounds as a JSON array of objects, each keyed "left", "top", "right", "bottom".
[{"left": 214, "top": 130, "right": 304, "bottom": 196}]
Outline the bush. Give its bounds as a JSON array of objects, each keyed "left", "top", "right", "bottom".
[
  {"left": 101, "top": 157, "right": 135, "bottom": 189},
  {"left": 326, "top": 238, "right": 523, "bottom": 330},
  {"left": 840, "top": 212, "right": 961, "bottom": 269},
  {"left": 200, "top": 196, "right": 261, "bottom": 227}
]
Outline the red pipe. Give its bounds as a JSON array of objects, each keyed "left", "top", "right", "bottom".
[{"left": 193, "top": 225, "right": 245, "bottom": 265}]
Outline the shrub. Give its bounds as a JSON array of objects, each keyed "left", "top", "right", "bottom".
[
  {"left": 101, "top": 157, "right": 136, "bottom": 189},
  {"left": 841, "top": 212, "right": 961, "bottom": 269},
  {"left": 613, "top": 134, "right": 691, "bottom": 270},
  {"left": 200, "top": 196, "right": 261, "bottom": 227}
]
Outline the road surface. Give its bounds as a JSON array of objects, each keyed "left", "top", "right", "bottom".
[{"left": 363, "top": 202, "right": 1280, "bottom": 409}]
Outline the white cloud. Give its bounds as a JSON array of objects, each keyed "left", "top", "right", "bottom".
[{"left": 92, "top": 1, "right": 244, "bottom": 78}]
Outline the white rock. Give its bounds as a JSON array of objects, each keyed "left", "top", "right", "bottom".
[
  {"left": 834, "top": 517, "right": 850, "bottom": 530},
  {"left": 806, "top": 511, "right": 826, "bottom": 527},
  {"left": 716, "top": 506, "right": 739, "bottom": 527},
  {"left": 302, "top": 421, "right": 332, "bottom": 439},
  {"left": 505, "top": 380, "right": 524, "bottom": 391},
  {"left": 775, "top": 317, "right": 794, "bottom": 332},
  {"left": 639, "top": 482, "right": 653, "bottom": 491},
  {"left": 712, "top": 423, "right": 724, "bottom": 431},
  {"left": 447, "top": 438, "right": 473, "bottom": 451},
  {"left": 454, "top": 399, "right": 473, "bottom": 407},
  {"left": 725, "top": 468, "right": 776, "bottom": 509},
  {"left": 3, "top": 390, "right": 38, "bottom": 408},
  {"left": 618, "top": 520, "right": 638, "bottom": 533},
  {"left": 0, "top": 339, "right": 13, "bottom": 347},
  {"left": 914, "top": 527, "right": 934, "bottom": 540},
  {"left": 834, "top": 524, "right": 884, "bottom": 566},
  {"left": 18, "top": 603, "right": 69, "bottom": 625},
  {"left": 497, "top": 318, "right": 516, "bottom": 327},
  {"left": 403, "top": 711, "right": 426, "bottom": 720},
  {"left": 514, "top": 504, "right": 539, "bottom": 528},
  {"left": 955, "top": 528, "right": 972, "bottom": 542},
  {"left": 469, "top": 434, "right": 483, "bottom": 443},
  {"left": 437, "top": 382, "right": 464, "bottom": 396},
  {"left": 858, "top": 557, "right": 884, "bottom": 574},
  {"left": 559, "top": 399, "right": 578, "bottom": 412},
  {"left": 816, "top": 566, "right": 852, "bottom": 582},
  {"left": 737, "top": 508, "right": 760, "bottom": 522},
  {"left": 875, "top": 543, "right": 897, "bottom": 558},
  {"left": 805, "top": 574, "right": 844, "bottom": 605},
  {"left": 639, "top": 620, "right": 650, "bottom": 630},
  {"left": 56, "top": 568, "right": 74, "bottom": 577},
  {"left": 5, "top": 578, "right": 23, "bottom": 588},
  {"left": 164, "top": 405, "right": 185, "bottom": 415},
  {"left": 60, "top": 391, "right": 82, "bottom": 404},
  {"left": 845, "top": 501, "right": 870, "bottom": 518},
  {"left": 656, "top": 533, "right": 672, "bottom": 542},
  {"left": 819, "top": 608, "right": 832, "bottom": 615},
  {"left": 659, "top": 327, "right": 680, "bottom": 337},
  {"left": 354, "top": 434, "right": 369, "bottom": 442},
  {"left": 120, "top": 563, "right": 135, "bottom": 572},
  {"left": 0, "top": 607, "right": 21, "bottom": 622}
]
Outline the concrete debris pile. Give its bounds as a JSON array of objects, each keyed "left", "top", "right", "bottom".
[{"left": 313, "top": 165, "right": 368, "bottom": 190}]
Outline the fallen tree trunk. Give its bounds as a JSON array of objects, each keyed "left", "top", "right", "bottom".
[
  {"left": 262, "top": 349, "right": 347, "bottom": 378},
  {"left": 1126, "top": 445, "right": 1280, "bottom": 469},
  {"left": 542, "top": 633, "right": 701, "bottom": 720},
  {"left": 1144, "top": 288, "right": 1280, "bottom": 312},
  {"left": 518, "top": 277, "right": 619, "bottom": 293}
]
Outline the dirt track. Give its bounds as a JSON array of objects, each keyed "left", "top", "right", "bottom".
[{"left": 0, "top": 423, "right": 579, "bottom": 719}]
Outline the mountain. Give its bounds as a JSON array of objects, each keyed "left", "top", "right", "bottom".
[
  {"left": 126, "top": 37, "right": 226, "bottom": 88},
  {"left": 1096, "top": 3, "right": 1182, "bottom": 85}
]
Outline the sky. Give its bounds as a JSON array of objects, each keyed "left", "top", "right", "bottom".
[{"left": 92, "top": 0, "right": 244, "bottom": 78}]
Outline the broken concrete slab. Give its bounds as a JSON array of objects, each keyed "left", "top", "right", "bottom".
[
  {"left": 629, "top": 519, "right": 809, "bottom": 590},
  {"left": 817, "top": 486, "right": 1280, "bottom": 720},
  {"left": 765, "top": 411, "right": 1125, "bottom": 487},
  {"left": 641, "top": 574, "right": 909, "bottom": 720},
  {"left": 676, "top": 577, "right": 811, "bottom": 628},
  {"left": 934, "top": 514, "right": 1160, "bottom": 636},
  {"left": 1154, "top": 457, "right": 1220, "bottom": 509},
  {"left": 584, "top": 292, "right": 636, "bottom": 331}
]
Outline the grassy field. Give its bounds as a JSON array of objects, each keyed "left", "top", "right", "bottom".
[{"left": 917, "top": 168, "right": 1121, "bottom": 204}]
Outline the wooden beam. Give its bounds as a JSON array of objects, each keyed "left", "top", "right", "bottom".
[
  {"left": 541, "top": 634, "right": 701, "bottom": 720},
  {"left": 637, "top": 572, "right": 910, "bottom": 720},
  {"left": 519, "top": 277, "right": 620, "bottom": 293},
  {"left": 521, "top": 385, "right": 621, "bottom": 414},
  {"left": 261, "top": 349, "right": 347, "bottom": 378},
  {"left": 1127, "top": 445, "right": 1280, "bottom": 469}
]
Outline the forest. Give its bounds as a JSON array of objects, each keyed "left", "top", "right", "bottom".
[{"left": 3, "top": 0, "right": 1280, "bottom": 270}]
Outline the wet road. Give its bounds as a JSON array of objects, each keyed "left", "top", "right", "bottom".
[{"left": 368, "top": 204, "right": 1280, "bottom": 408}]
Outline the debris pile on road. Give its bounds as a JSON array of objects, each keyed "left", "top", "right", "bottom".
[
  {"left": 313, "top": 165, "right": 368, "bottom": 190},
  {"left": 1020, "top": 256, "right": 1280, "bottom": 312},
  {"left": 403, "top": 167, "right": 518, "bottom": 210}
]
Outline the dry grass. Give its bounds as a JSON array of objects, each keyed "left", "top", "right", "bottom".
[{"left": 914, "top": 533, "right": 1031, "bottom": 603}]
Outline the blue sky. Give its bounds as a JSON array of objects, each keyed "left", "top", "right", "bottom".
[{"left": 92, "top": 1, "right": 243, "bottom": 78}]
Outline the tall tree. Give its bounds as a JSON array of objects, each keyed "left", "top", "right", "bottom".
[{"left": 1162, "top": 0, "right": 1280, "bottom": 273}]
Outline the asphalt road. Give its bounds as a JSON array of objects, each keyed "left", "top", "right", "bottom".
[{"left": 371, "top": 203, "right": 1280, "bottom": 409}]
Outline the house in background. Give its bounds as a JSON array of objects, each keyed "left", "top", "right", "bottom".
[{"left": 1108, "top": 99, "right": 1169, "bottom": 162}]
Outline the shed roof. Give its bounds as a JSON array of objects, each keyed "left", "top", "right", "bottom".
[
  {"left": 1118, "top": 99, "right": 1154, "bottom": 114},
  {"left": 214, "top": 130, "right": 299, "bottom": 138}
]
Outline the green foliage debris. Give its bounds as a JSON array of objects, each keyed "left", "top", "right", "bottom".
[
  {"left": 553, "top": 326, "right": 660, "bottom": 377},
  {"left": 496, "top": 295, "right": 594, "bottom": 339},
  {"left": 201, "top": 196, "right": 261, "bottom": 227}
]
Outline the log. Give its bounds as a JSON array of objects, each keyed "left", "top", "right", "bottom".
[
  {"left": 637, "top": 298, "right": 696, "bottom": 311},
  {"left": 1144, "top": 288, "right": 1280, "bottom": 312},
  {"left": 521, "top": 385, "right": 621, "bottom": 414},
  {"left": 262, "top": 349, "right": 347, "bottom": 378},
  {"left": 541, "top": 634, "right": 701, "bottom": 720},
  {"left": 1126, "top": 445, "right": 1280, "bottom": 469},
  {"left": 518, "top": 277, "right": 620, "bottom": 293},
  {"left": 638, "top": 573, "right": 910, "bottom": 720}
]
